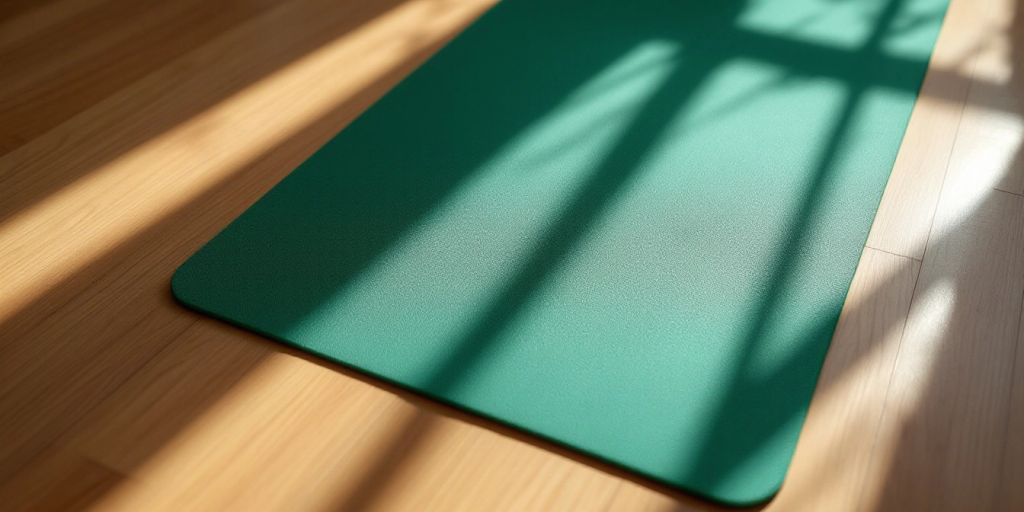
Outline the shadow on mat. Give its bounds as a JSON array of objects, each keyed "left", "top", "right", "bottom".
[
  {"left": 164, "top": 0, "right": 947, "bottom": 507},
  {"left": 198, "top": 0, "right": 944, "bottom": 507},
  {"left": 6, "top": 0, "right": 1023, "bottom": 509}
]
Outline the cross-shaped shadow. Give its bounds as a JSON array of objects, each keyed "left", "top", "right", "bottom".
[{"left": 167, "top": 0, "right": 948, "bottom": 506}]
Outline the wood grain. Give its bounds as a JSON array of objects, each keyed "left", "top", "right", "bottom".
[
  {"left": 863, "top": 189, "right": 1024, "bottom": 511},
  {"left": 773, "top": 248, "right": 920, "bottom": 512},
  {"left": 997, "top": 309, "right": 1024, "bottom": 511},
  {"left": 1, "top": 0, "right": 1022, "bottom": 509},
  {"left": 862, "top": 0, "right": 1024, "bottom": 508},
  {"left": 865, "top": 0, "right": 984, "bottom": 260}
]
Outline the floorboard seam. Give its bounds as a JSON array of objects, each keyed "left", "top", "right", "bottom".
[
  {"left": 854, "top": 25, "right": 984, "bottom": 505},
  {"left": 863, "top": 244, "right": 923, "bottom": 262}
]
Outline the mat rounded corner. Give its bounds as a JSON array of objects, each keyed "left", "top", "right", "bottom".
[
  {"left": 169, "top": 258, "right": 205, "bottom": 311},
  {"left": 715, "top": 485, "right": 782, "bottom": 509},
  {"left": 673, "top": 467, "right": 786, "bottom": 509}
]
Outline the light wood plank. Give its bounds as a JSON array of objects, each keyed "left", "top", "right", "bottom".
[
  {"left": 855, "top": 1, "right": 1024, "bottom": 506},
  {"left": 70, "top": 324, "right": 627, "bottom": 512},
  {"left": 996, "top": 303, "right": 1024, "bottom": 511},
  {"left": 866, "top": 0, "right": 985, "bottom": 260},
  {"left": 862, "top": 150, "right": 1024, "bottom": 510},
  {"left": 966, "top": 0, "right": 1024, "bottom": 195},
  {"left": 606, "top": 481, "right": 698, "bottom": 512},
  {"left": 0, "top": 0, "right": 495, "bottom": 487},
  {"left": 770, "top": 248, "right": 920, "bottom": 512},
  {"left": 0, "top": 447, "right": 123, "bottom": 512},
  {"left": 0, "top": 0, "right": 110, "bottom": 50},
  {"left": 0, "top": 0, "right": 285, "bottom": 153},
  {"left": 0, "top": 0, "right": 1021, "bottom": 509}
]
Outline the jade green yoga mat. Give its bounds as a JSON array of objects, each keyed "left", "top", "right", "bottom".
[{"left": 173, "top": 0, "right": 948, "bottom": 504}]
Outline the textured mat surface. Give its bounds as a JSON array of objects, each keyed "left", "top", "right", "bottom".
[{"left": 173, "top": 0, "right": 948, "bottom": 504}]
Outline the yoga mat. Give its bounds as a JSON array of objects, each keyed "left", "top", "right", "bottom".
[{"left": 173, "top": 0, "right": 948, "bottom": 504}]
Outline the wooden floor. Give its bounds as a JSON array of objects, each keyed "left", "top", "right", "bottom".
[{"left": 0, "top": 0, "right": 1021, "bottom": 509}]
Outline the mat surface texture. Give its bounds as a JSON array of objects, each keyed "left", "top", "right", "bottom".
[{"left": 173, "top": 0, "right": 949, "bottom": 504}]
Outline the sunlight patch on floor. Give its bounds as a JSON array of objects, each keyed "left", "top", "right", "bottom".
[{"left": 0, "top": 0, "right": 496, "bottom": 324}]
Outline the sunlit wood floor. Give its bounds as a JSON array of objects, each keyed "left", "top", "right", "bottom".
[{"left": 1, "top": 0, "right": 1022, "bottom": 509}]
